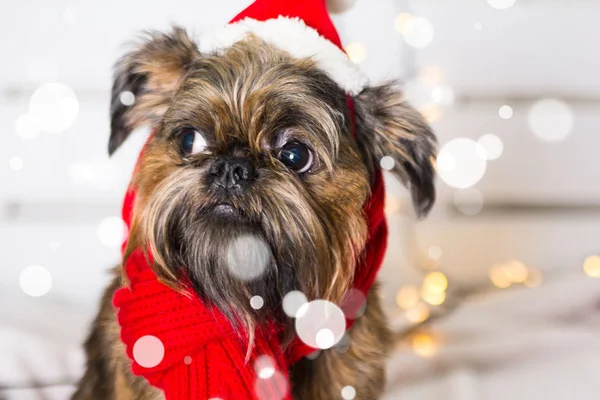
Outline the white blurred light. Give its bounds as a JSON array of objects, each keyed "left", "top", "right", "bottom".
[
  {"left": 528, "top": 99, "right": 574, "bottom": 143},
  {"left": 499, "top": 105, "right": 513, "bottom": 120},
  {"left": 379, "top": 156, "right": 395, "bottom": 171},
  {"left": 250, "top": 295, "right": 264, "bottom": 310},
  {"left": 340, "top": 288, "right": 367, "bottom": 319},
  {"left": 428, "top": 245, "right": 442, "bottom": 260},
  {"left": 477, "top": 134, "right": 504, "bottom": 160},
  {"left": 453, "top": 188, "right": 484, "bottom": 215},
  {"left": 226, "top": 235, "right": 271, "bottom": 281},
  {"left": 29, "top": 82, "right": 79, "bottom": 133},
  {"left": 487, "top": 0, "right": 517, "bottom": 10},
  {"left": 133, "top": 335, "right": 164, "bottom": 368},
  {"left": 431, "top": 85, "right": 455, "bottom": 106},
  {"left": 120, "top": 91, "right": 135, "bottom": 106},
  {"left": 295, "top": 300, "right": 346, "bottom": 349},
  {"left": 184, "top": 356, "right": 192, "bottom": 365},
  {"left": 9, "top": 156, "right": 24, "bottom": 171},
  {"left": 282, "top": 290, "right": 308, "bottom": 318},
  {"left": 437, "top": 138, "right": 487, "bottom": 189},
  {"left": 394, "top": 12, "right": 414, "bottom": 34},
  {"left": 15, "top": 114, "right": 41, "bottom": 140},
  {"left": 19, "top": 265, "right": 52, "bottom": 297},
  {"left": 344, "top": 43, "right": 367, "bottom": 64},
  {"left": 402, "top": 17, "right": 435, "bottom": 49},
  {"left": 254, "top": 355, "right": 276, "bottom": 379},
  {"left": 341, "top": 386, "right": 357, "bottom": 400},
  {"left": 62, "top": 6, "right": 77, "bottom": 24},
  {"left": 97, "top": 216, "right": 128, "bottom": 249},
  {"left": 254, "top": 370, "right": 288, "bottom": 400}
]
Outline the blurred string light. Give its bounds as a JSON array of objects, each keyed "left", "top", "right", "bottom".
[
  {"left": 405, "top": 302, "right": 430, "bottom": 324},
  {"left": 344, "top": 43, "right": 367, "bottom": 64},
  {"left": 453, "top": 188, "right": 484, "bottom": 216},
  {"left": 396, "top": 285, "right": 420, "bottom": 309},
  {"left": 420, "top": 272, "right": 448, "bottom": 306},
  {"left": 477, "top": 133, "right": 504, "bottom": 160},
  {"left": 402, "top": 17, "right": 435, "bottom": 49},
  {"left": 436, "top": 138, "right": 487, "bottom": 189},
  {"left": 9, "top": 156, "right": 24, "bottom": 171},
  {"left": 528, "top": 99, "right": 574, "bottom": 143},
  {"left": 97, "top": 216, "right": 129, "bottom": 249},
  {"left": 431, "top": 84, "right": 455, "bottom": 106},
  {"left": 19, "top": 265, "right": 52, "bottom": 297},
  {"left": 411, "top": 332, "right": 438, "bottom": 358},
  {"left": 489, "top": 260, "right": 540, "bottom": 288},
  {"left": 15, "top": 114, "right": 41, "bottom": 140},
  {"left": 487, "top": 0, "right": 517, "bottom": 10},
  {"left": 498, "top": 105, "right": 514, "bottom": 120},
  {"left": 583, "top": 255, "right": 600, "bottom": 278},
  {"left": 29, "top": 82, "right": 79, "bottom": 133}
]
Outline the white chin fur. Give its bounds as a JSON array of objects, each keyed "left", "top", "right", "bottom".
[{"left": 326, "top": 0, "right": 356, "bottom": 14}]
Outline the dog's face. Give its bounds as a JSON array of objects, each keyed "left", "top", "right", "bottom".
[{"left": 110, "top": 28, "right": 436, "bottom": 325}]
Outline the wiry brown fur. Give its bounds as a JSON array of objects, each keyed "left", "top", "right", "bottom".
[{"left": 74, "top": 26, "right": 436, "bottom": 400}]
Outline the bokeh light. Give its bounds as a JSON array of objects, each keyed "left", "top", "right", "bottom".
[
  {"left": 295, "top": 300, "right": 346, "bottom": 349},
  {"left": 428, "top": 245, "right": 443, "bottom": 260},
  {"left": 499, "top": 105, "right": 514, "bottom": 120},
  {"left": 341, "top": 386, "right": 357, "bottom": 400},
  {"left": 379, "top": 156, "right": 395, "bottom": 171},
  {"left": 340, "top": 288, "right": 367, "bottom": 319},
  {"left": 9, "top": 156, "right": 24, "bottom": 171},
  {"left": 282, "top": 290, "right": 308, "bottom": 318},
  {"left": 394, "top": 12, "right": 413, "bottom": 34},
  {"left": 96, "top": 216, "right": 129, "bottom": 249},
  {"left": 436, "top": 138, "right": 487, "bottom": 189},
  {"left": 411, "top": 333, "right": 438, "bottom": 358},
  {"left": 422, "top": 272, "right": 448, "bottom": 293},
  {"left": 505, "top": 260, "right": 528, "bottom": 283},
  {"left": 524, "top": 268, "right": 544, "bottom": 288},
  {"left": 402, "top": 17, "right": 435, "bottom": 49},
  {"left": 226, "top": 235, "right": 271, "bottom": 281},
  {"left": 490, "top": 265, "right": 512, "bottom": 289},
  {"left": 487, "top": 0, "right": 517, "bottom": 10},
  {"left": 421, "top": 290, "right": 446, "bottom": 306},
  {"left": 344, "top": 43, "right": 367, "bottom": 64},
  {"left": 250, "top": 295, "right": 264, "bottom": 310},
  {"left": 405, "top": 303, "right": 430, "bottom": 324},
  {"left": 133, "top": 335, "right": 164, "bottom": 368},
  {"left": 119, "top": 90, "right": 136, "bottom": 106},
  {"left": 15, "top": 114, "right": 41, "bottom": 140},
  {"left": 254, "top": 355, "right": 276, "bottom": 379},
  {"left": 453, "top": 188, "right": 484, "bottom": 216},
  {"left": 184, "top": 356, "right": 192, "bottom": 365},
  {"left": 583, "top": 255, "right": 600, "bottom": 278},
  {"left": 29, "top": 82, "right": 79, "bottom": 133},
  {"left": 431, "top": 84, "right": 455, "bottom": 106},
  {"left": 19, "top": 265, "right": 52, "bottom": 297},
  {"left": 528, "top": 99, "right": 574, "bottom": 143},
  {"left": 396, "top": 285, "right": 420, "bottom": 309},
  {"left": 477, "top": 133, "right": 504, "bottom": 160}
]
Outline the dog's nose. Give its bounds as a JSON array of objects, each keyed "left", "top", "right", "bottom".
[{"left": 210, "top": 157, "right": 256, "bottom": 190}]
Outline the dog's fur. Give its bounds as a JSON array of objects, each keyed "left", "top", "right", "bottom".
[{"left": 72, "top": 27, "right": 436, "bottom": 400}]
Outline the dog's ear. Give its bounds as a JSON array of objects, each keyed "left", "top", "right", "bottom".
[
  {"left": 109, "top": 27, "right": 200, "bottom": 155},
  {"left": 354, "top": 82, "right": 437, "bottom": 217}
]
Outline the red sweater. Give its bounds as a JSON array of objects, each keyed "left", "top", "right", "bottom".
[{"left": 113, "top": 160, "right": 387, "bottom": 399}]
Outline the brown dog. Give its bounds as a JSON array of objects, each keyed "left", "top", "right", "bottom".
[{"left": 72, "top": 27, "right": 436, "bottom": 400}]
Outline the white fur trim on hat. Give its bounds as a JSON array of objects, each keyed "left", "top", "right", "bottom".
[{"left": 199, "top": 16, "right": 368, "bottom": 96}]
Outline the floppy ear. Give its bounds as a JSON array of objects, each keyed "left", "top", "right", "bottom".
[
  {"left": 109, "top": 27, "right": 200, "bottom": 155},
  {"left": 354, "top": 82, "right": 437, "bottom": 217}
]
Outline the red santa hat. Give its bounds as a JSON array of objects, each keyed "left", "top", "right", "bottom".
[{"left": 199, "top": 0, "right": 367, "bottom": 96}]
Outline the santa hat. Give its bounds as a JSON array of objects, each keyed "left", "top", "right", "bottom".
[{"left": 199, "top": 0, "right": 367, "bottom": 96}]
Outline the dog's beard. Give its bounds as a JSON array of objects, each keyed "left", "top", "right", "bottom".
[{"left": 138, "top": 167, "right": 357, "bottom": 326}]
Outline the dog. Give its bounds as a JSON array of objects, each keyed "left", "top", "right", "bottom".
[{"left": 72, "top": 26, "right": 436, "bottom": 400}]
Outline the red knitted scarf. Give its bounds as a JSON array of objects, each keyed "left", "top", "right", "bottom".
[{"left": 113, "top": 147, "right": 388, "bottom": 399}]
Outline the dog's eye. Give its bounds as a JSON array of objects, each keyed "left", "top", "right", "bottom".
[
  {"left": 279, "top": 142, "right": 313, "bottom": 173},
  {"left": 181, "top": 129, "right": 207, "bottom": 155}
]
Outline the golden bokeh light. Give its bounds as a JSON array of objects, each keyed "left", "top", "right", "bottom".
[
  {"left": 411, "top": 333, "right": 438, "bottom": 358},
  {"left": 524, "top": 268, "right": 543, "bottom": 288},
  {"left": 583, "top": 255, "right": 600, "bottom": 278},
  {"left": 489, "top": 264, "right": 512, "bottom": 289},
  {"left": 405, "top": 303, "right": 430, "bottom": 324},
  {"left": 421, "top": 289, "right": 446, "bottom": 306},
  {"left": 394, "top": 12, "right": 414, "bottom": 34},
  {"left": 396, "top": 285, "right": 420, "bottom": 309},
  {"left": 505, "top": 260, "right": 528, "bottom": 283},
  {"left": 423, "top": 272, "right": 448, "bottom": 293},
  {"left": 344, "top": 43, "right": 367, "bottom": 64}
]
